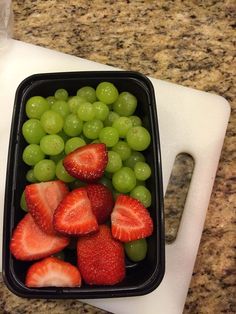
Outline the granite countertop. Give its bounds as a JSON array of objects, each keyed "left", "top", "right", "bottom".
[{"left": 1, "top": 0, "right": 235, "bottom": 313}]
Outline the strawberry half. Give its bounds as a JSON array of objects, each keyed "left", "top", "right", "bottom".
[
  {"left": 77, "top": 225, "right": 125, "bottom": 285},
  {"left": 53, "top": 187, "right": 98, "bottom": 236},
  {"left": 86, "top": 183, "right": 114, "bottom": 224},
  {"left": 63, "top": 143, "right": 108, "bottom": 182},
  {"left": 10, "top": 213, "right": 69, "bottom": 261},
  {"left": 111, "top": 194, "right": 153, "bottom": 242},
  {"left": 25, "top": 256, "right": 81, "bottom": 288},
  {"left": 25, "top": 180, "right": 69, "bottom": 235}
]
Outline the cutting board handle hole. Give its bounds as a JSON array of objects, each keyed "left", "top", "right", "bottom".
[{"left": 164, "top": 153, "right": 194, "bottom": 244}]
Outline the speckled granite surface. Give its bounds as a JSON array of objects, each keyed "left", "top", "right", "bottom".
[{"left": 1, "top": 0, "right": 235, "bottom": 313}]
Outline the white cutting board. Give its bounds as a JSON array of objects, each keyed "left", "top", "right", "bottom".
[{"left": 0, "top": 39, "right": 230, "bottom": 314}]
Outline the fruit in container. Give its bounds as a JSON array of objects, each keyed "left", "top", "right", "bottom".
[
  {"left": 25, "top": 257, "right": 81, "bottom": 288},
  {"left": 53, "top": 187, "right": 98, "bottom": 236},
  {"left": 10, "top": 213, "right": 69, "bottom": 261},
  {"left": 9, "top": 79, "right": 158, "bottom": 290},
  {"left": 77, "top": 225, "right": 125, "bottom": 285},
  {"left": 25, "top": 180, "right": 69, "bottom": 235}
]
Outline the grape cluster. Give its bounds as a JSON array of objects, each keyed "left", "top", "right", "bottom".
[{"left": 22, "top": 82, "right": 152, "bottom": 211}]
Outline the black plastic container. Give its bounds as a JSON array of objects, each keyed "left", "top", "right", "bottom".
[{"left": 3, "top": 71, "right": 165, "bottom": 299}]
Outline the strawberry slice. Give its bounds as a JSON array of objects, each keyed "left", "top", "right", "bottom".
[
  {"left": 77, "top": 225, "right": 125, "bottom": 285},
  {"left": 10, "top": 213, "right": 69, "bottom": 261},
  {"left": 25, "top": 256, "right": 81, "bottom": 287},
  {"left": 63, "top": 143, "right": 108, "bottom": 182},
  {"left": 86, "top": 183, "right": 114, "bottom": 224},
  {"left": 111, "top": 194, "right": 153, "bottom": 242},
  {"left": 25, "top": 180, "right": 69, "bottom": 235},
  {"left": 53, "top": 187, "right": 98, "bottom": 236}
]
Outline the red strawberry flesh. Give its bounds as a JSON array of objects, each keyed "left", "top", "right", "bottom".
[
  {"left": 86, "top": 183, "right": 114, "bottom": 224},
  {"left": 53, "top": 187, "right": 98, "bottom": 236},
  {"left": 10, "top": 213, "right": 69, "bottom": 261},
  {"left": 25, "top": 256, "right": 81, "bottom": 288},
  {"left": 77, "top": 225, "right": 125, "bottom": 285},
  {"left": 25, "top": 180, "right": 69, "bottom": 235},
  {"left": 63, "top": 143, "right": 108, "bottom": 182},
  {"left": 111, "top": 194, "right": 153, "bottom": 242}
]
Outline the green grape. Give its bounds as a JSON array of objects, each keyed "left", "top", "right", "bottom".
[
  {"left": 40, "top": 110, "right": 64, "bottom": 134},
  {"left": 112, "top": 117, "right": 132, "bottom": 138},
  {"left": 20, "top": 191, "right": 28, "bottom": 212},
  {"left": 96, "top": 82, "right": 119, "bottom": 105},
  {"left": 40, "top": 134, "right": 64, "bottom": 156},
  {"left": 26, "top": 169, "right": 38, "bottom": 182},
  {"left": 129, "top": 115, "right": 142, "bottom": 127},
  {"left": 56, "top": 160, "right": 75, "bottom": 183},
  {"left": 77, "top": 102, "right": 95, "bottom": 121},
  {"left": 51, "top": 100, "right": 70, "bottom": 118},
  {"left": 134, "top": 161, "right": 151, "bottom": 181},
  {"left": 77, "top": 86, "right": 97, "bottom": 103},
  {"left": 112, "top": 141, "right": 131, "bottom": 161},
  {"left": 98, "top": 176, "right": 113, "bottom": 191},
  {"left": 126, "top": 126, "right": 151, "bottom": 151},
  {"left": 50, "top": 151, "right": 66, "bottom": 163},
  {"left": 104, "top": 111, "right": 120, "bottom": 127},
  {"left": 113, "top": 91, "right": 137, "bottom": 116},
  {"left": 93, "top": 101, "right": 109, "bottom": 121},
  {"left": 22, "top": 144, "right": 45, "bottom": 166},
  {"left": 54, "top": 88, "right": 68, "bottom": 101},
  {"left": 83, "top": 120, "right": 103, "bottom": 140},
  {"left": 105, "top": 151, "right": 122, "bottom": 173},
  {"left": 65, "top": 137, "right": 86, "bottom": 154},
  {"left": 46, "top": 96, "right": 56, "bottom": 106},
  {"left": 25, "top": 96, "right": 50, "bottom": 119},
  {"left": 130, "top": 186, "right": 152, "bottom": 207},
  {"left": 63, "top": 113, "right": 83, "bottom": 136},
  {"left": 99, "top": 127, "right": 119, "bottom": 147},
  {"left": 91, "top": 139, "right": 101, "bottom": 144},
  {"left": 124, "top": 151, "right": 145, "bottom": 169},
  {"left": 124, "top": 238, "right": 147, "bottom": 262},
  {"left": 53, "top": 250, "right": 65, "bottom": 260},
  {"left": 112, "top": 167, "right": 136, "bottom": 193},
  {"left": 68, "top": 96, "right": 86, "bottom": 113},
  {"left": 22, "top": 119, "right": 46, "bottom": 144},
  {"left": 33, "top": 159, "right": 56, "bottom": 182}
]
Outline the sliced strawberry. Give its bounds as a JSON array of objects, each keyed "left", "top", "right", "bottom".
[
  {"left": 77, "top": 225, "right": 125, "bottom": 285},
  {"left": 86, "top": 183, "right": 114, "bottom": 224},
  {"left": 25, "top": 180, "right": 69, "bottom": 235},
  {"left": 10, "top": 213, "right": 69, "bottom": 261},
  {"left": 111, "top": 194, "right": 153, "bottom": 242},
  {"left": 25, "top": 256, "right": 81, "bottom": 288},
  {"left": 63, "top": 143, "right": 108, "bottom": 182},
  {"left": 53, "top": 187, "right": 98, "bottom": 236}
]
